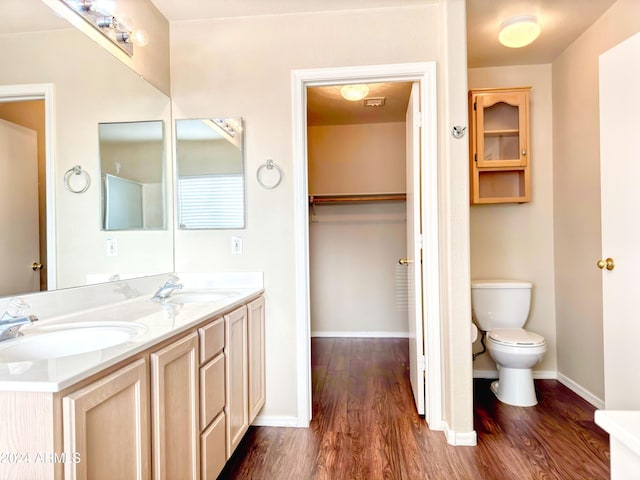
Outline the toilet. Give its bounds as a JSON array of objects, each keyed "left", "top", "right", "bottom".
[{"left": 471, "top": 279, "right": 546, "bottom": 407}]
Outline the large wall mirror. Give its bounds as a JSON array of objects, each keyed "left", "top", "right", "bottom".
[
  {"left": 0, "top": 0, "right": 174, "bottom": 297},
  {"left": 99, "top": 120, "right": 165, "bottom": 230},
  {"left": 176, "top": 118, "right": 245, "bottom": 229}
]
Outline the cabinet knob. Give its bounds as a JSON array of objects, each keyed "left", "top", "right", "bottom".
[
  {"left": 398, "top": 258, "right": 413, "bottom": 266},
  {"left": 521, "top": 149, "right": 527, "bottom": 156},
  {"left": 597, "top": 258, "right": 615, "bottom": 271}
]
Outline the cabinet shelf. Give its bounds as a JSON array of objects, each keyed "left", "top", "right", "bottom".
[{"left": 484, "top": 129, "right": 520, "bottom": 136}]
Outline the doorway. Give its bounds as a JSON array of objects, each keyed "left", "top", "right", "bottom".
[
  {"left": 0, "top": 84, "right": 56, "bottom": 295},
  {"left": 292, "top": 63, "right": 442, "bottom": 430}
]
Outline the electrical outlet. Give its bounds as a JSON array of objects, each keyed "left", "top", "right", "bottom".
[
  {"left": 106, "top": 238, "right": 118, "bottom": 256},
  {"left": 231, "top": 236, "right": 243, "bottom": 255}
]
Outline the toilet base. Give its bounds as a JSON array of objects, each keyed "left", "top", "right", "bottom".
[{"left": 490, "top": 367, "right": 538, "bottom": 407}]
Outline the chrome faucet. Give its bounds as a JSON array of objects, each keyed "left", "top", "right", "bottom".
[
  {"left": 152, "top": 276, "right": 184, "bottom": 301},
  {"left": 0, "top": 315, "right": 38, "bottom": 342},
  {"left": 0, "top": 298, "right": 38, "bottom": 342}
]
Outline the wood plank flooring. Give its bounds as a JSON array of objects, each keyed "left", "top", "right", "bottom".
[{"left": 219, "top": 337, "right": 610, "bottom": 479}]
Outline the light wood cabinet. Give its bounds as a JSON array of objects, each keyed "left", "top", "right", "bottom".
[
  {"left": 63, "top": 359, "right": 150, "bottom": 480},
  {"left": 1, "top": 294, "right": 264, "bottom": 480},
  {"left": 225, "top": 305, "right": 249, "bottom": 456},
  {"left": 248, "top": 296, "right": 266, "bottom": 424},
  {"left": 468, "top": 87, "right": 531, "bottom": 204},
  {"left": 150, "top": 332, "right": 199, "bottom": 480}
]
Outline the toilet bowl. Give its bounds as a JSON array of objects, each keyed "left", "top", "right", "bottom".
[
  {"left": 471, "top": 280, "right": 546, "bottom": 407},
  {"left": 487, "top": 328, "right": 546, "bottom": 406}
]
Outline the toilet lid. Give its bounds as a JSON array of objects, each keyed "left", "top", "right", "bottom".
[{"left": 488, "top": 328, "right": 545, "bottom": 347}]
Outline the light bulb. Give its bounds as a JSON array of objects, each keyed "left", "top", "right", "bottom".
[{"left": 132, "top": 30, "right": 149, "bottom": 47}]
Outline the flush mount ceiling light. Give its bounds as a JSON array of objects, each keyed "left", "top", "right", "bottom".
[
  {"left": 498, "top": 15, "right": 541, "bottom": 48},
  {"left": 340, "top": 84, "right": 370, "bottom": 101}
]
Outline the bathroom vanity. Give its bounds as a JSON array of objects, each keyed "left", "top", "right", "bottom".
[{"left": 0, "top": 273, "right": 265, "bottom": 480}]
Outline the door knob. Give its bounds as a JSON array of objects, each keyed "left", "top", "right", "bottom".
[
  {"left": 32, "top": 262, "right": 43, "bottom": 271},
  {"left": 597, "top": 258, "right": 615, "bottom": 271},
  {"left": 398, "top": 258, "right": 413, "bottom": 266}
]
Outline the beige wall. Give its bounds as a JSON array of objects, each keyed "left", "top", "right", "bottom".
[
  {"left": 308, "top": 122, "right": 407, "bottom": 336},
  {"left": 468, "top": 65, "right": 557, "bottom": 375},
  {"left": 171, "top": 1, "right": 474, "bottom": 435},
  {"left": 552, "top": 0, "right": 640, "bottom": 402},
  {"left": 308, "top": 123, "right": 406, "bottom": 195}
]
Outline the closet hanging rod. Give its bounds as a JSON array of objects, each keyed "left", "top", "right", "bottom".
[{"left": 308, "top": 193, "right": 406, "bottom": 205}]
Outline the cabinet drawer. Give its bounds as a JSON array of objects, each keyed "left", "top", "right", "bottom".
[
  {"left": 199, "top": 317, "right": 224, "bottom": 364},
  {"left": 201, "top": 412, "right": 227, "bottom": 480},
  {"left": 200, "top": 352, "right": 225, "bottom": 430}
]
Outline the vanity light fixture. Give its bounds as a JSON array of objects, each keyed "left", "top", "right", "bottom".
[
  {"left": 340, "top": 84, "right": 370, "bottom": 101},
  {"left": 60, "top": 0, "right": 149, "bottom": 56},
  {"left": 498, "top": 15, "right": 541, "bottom": 48}
]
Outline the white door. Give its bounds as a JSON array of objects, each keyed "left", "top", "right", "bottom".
[
  {"left": 0, "top": 119, "right": 40, "bottom": 296},
  {"left": 599, "top": 31, "right": 640, "bottom": 409},
  {"left": 404, "top": 82, "right": 425, "bottom": 415}
]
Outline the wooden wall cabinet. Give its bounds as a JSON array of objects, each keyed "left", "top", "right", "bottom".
[{"left": 468, "top": 87, "right": 531, "bottom": 204}]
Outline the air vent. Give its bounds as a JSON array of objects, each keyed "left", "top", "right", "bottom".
[{"left": 363, "top": 97, "right": 386, "bottom": 107}]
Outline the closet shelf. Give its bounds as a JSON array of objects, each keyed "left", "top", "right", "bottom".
[{"left": 308, "top": 193, "right": 406, "bottom": 205}]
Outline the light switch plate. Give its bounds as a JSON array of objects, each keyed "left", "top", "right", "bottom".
[
  {"left": 106, "top": 238, "right": 118, "bottom": 256},
  {"left": 231, "top": 236, "right": 243, "bottom": 255}
]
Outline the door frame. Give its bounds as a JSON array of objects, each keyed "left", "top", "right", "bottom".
[
  {"left": 291, "top": 62, "right": 442, "bottom": 430},
  {"left": 0, "top": 83, "right": 57, "bottom": 290}
]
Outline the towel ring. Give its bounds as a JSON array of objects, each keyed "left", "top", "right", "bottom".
[
  {"left": 256, "top": 159, "right": 283, "bottom": 190},
  {"left": 64, "top": 165, "right": 91, "bottom": 194}
]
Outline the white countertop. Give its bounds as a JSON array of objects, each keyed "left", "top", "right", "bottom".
[
  {"left": 595, "top": 410, "right": 640, "bottom": 457},
  {"left": 0, "top": 273, "right": 263, "bottom": 393}
]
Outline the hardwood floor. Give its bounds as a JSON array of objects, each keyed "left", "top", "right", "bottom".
[{"left": 219, "top": 337, "right": 610, "bottom": 479}]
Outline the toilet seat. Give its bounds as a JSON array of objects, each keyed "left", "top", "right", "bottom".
[{"left": 488, "top": 328, "right": 545, "bottom": 348}]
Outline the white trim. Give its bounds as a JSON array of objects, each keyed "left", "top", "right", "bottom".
[
  {"left": 292, "top": 62, "right": 442, "bottom": 431},
  {"left": 311, "top": 331, "right": 410, "bottom": 338},
  {"left": 0, "top": 84, "right": 56, "bottom": 290},
  {"left": 443, "top": 421, "right": 477, "bottom": 446},
  {"left": 557, "top": 372, "right": 605, "bottom": 409},
  {"left": 251, "top": 415, "right": 300, "bottom": 428}
]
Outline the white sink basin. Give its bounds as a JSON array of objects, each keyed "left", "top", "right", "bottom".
[
  {"left": 164, "top": 291, "right": 235, "bottom": 305},
  {"left": 0, "top": 322, "right": 147, "bottom": 363}
]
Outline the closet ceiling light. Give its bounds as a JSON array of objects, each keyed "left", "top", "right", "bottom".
[
  {"left": 498, "top": 15, "right": 541, "bottom": 48},
  {"left": 340, "top": 84, "right": 369, "bottom": 101}
]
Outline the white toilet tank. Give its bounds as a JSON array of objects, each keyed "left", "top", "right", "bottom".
[{"left": 471, "top": 280, "right": 532, "bottom": 331}]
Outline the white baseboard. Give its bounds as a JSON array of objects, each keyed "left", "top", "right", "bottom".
[
  {"left": 443, "top": 421, "right": 477, "bottom": 446},
  {"left": 557, "top": 372, "right": 605, "bottom": 409},
  {"left": 251, "top": 415, "right": 301, "bottom": 428},
  {"left": 311, "top": 331, "right": 409, "bottom": 338},
  {"left": 473, "top": 369, "right": 557, "bottom": 379}
]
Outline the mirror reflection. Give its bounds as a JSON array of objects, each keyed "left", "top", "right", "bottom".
[
  {"left": 99, "top": 120, "right": 165, "bottom": 230},
  {"left": 176, "top": 118, "right": 245, "bottom": 229},
  {"left": 0, "top": 0, "right": 174, "bottom": 296}
]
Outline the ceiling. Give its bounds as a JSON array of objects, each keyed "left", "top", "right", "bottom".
[
  {"left": 5, "top": 0, "right": 619, "bottom": 124},
  {"left": 466, "top": 0, "right": 617, "bottom": 68}
]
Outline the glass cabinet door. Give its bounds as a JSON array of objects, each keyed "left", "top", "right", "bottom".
[{"left": 475, "top": 91, "right": 528, "bottom": 168}]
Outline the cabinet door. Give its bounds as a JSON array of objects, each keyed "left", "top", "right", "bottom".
[
  {"left": 474, "top": 90, "right": 529, "bottom": 168},
  {"left": 63, "top": 358, "right": 150, "bottom": 480},
  {"left": 247, "top": 296, "right": 265, "bottom": 424},
  {"left": 150, "top": 333, "right": 199, "bottom": 480},
  {"left": 225, "top": 305, "right": 248, "bottom": 456}
]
